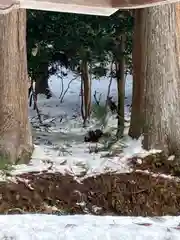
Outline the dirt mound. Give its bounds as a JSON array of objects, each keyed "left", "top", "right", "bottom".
[
  {"left": 83, "top": 172, "right": 180, "bottom": 216},
  {"left": 130, "top": 152, "right": 180, "bottom": 177},
  {"left": 0, "top": 169, "right": 180, "bottom": 216}
]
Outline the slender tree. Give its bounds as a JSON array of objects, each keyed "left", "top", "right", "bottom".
[
  {"left": 80, "top": 59, "right": 91, "bottom": 126},
  {"left": 116, "top": 34, "right": 126, "bottom": 138},
  {"left": 129, "top": 9, "right": 143, "bottom": 139}
]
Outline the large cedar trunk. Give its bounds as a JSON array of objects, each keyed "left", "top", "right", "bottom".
[
  {"left": 140, "top": 4, "right": 180, "bottom": 156},
  {"left": 116, "top": 35, "right": 125, "bottom": 138},
  {"left": 0, "top": 9, "right": 33, "bottom": 164},
  {"left": 128, "top": 9, "right": 143, "bottom": 139}
]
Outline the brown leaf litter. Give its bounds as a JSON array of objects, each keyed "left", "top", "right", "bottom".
[{"left": 0, "top": 152, "right": 180, "bottom": 217}]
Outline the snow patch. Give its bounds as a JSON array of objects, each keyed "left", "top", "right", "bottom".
[{"left": 0, "top": 214, "right": 180, "bottom": 240}]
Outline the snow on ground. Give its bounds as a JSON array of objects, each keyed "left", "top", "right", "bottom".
[
  {"left": 0, "top": 214, "right": 180, "bottom": 240},
  {"left": 10, "top": 71, "right": 160, "bottom": 178}
]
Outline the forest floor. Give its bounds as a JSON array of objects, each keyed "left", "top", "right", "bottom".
[
  {"left": 0, "top": 153, "right": 180, "bottom": 216},
  {"left": 0, "top": 72, "right": 180, "bottom": 217}
]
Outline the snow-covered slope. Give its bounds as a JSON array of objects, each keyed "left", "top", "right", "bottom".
[{"left": 0, "top": 214, "right": 180, "bottom": 240}]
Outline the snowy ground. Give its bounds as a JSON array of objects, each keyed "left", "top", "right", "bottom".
[
  {"left": 0, "top": 214, "right": 180, "bottom": 240},
  {"left": 9, "top": 71, "right": 161, "bottom": 178}
]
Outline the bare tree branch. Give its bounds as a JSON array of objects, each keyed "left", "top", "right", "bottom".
[
  {"left": 93, "top": 90, "right": 102, "bottom": 106},
  {"left": 59, "top": 76, "right": 78, "bottom": 103}
]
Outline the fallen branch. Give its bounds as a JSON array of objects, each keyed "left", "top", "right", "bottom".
[
  {"left": 6, "top": 208, "right": 26, "bottom": 214},
  {"left": 15, "top": 177, "right": 34, "bottom": 191},
  {"left": 132, "top": 188, "right": 148, "bottom": 194}
]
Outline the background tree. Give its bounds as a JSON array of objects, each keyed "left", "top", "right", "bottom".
[
  {"left": 107, "top": 11, "right": 133, "bottom": 138},
  {"left": 129, "top": 9, "right": 143, "bottom": 139}
]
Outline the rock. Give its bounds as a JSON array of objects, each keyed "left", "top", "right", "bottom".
[{"left": 84, "top": 129, "right": 103, "bottom": 143}]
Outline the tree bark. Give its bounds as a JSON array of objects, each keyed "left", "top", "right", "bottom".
[
  {"left": 175, "top": 3, "right": 180, "bottom": 85},
  {"left": 129, "top": 9, "right": 143, "bottom": 139},
  {"left": 116, "top": 35, "right": 125, "bottom": 138},
  {"left": 0, "top": 9, "right": 33, "bottom": 164},
  {"left": 140, "top": 4, "right": 180, "bottom": 156},
  {"left": 176, "top": 4, "right": 180, "bottom": 41}
]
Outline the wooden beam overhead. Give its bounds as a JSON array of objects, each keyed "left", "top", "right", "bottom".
[{"left": 0, "top": 0, "right": 180, "bottom": 15}]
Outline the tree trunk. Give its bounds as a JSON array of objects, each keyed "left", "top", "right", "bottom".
[
  {"left": 35, "top": 76, "right": 49, "bottom": 95},
  {"left": 129, "top": 9, "right": 143, "bottom": 139},
  {"left": 34, "top": 61, "right": 51, "bottom": 98},
  {"left": 116, "top": 35, "right": 125, "bottom": 138},
  {"left": 140, "top": 4, "right": 180, "bottom": 156},
  {"left": 176, "top": 4, "right": 180, "bottom": 43},
  {"left": 175, "top": 3, "right": 180, "bottom": 86},
  {"left": 81, "top": 60, "right": 91, "bottom": 126},
  {"left": 0, "top": 9, "right": 33, "bottom": 164},
  {"left": 88, "top": 67, "right": 92, "bottom": 118}
]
